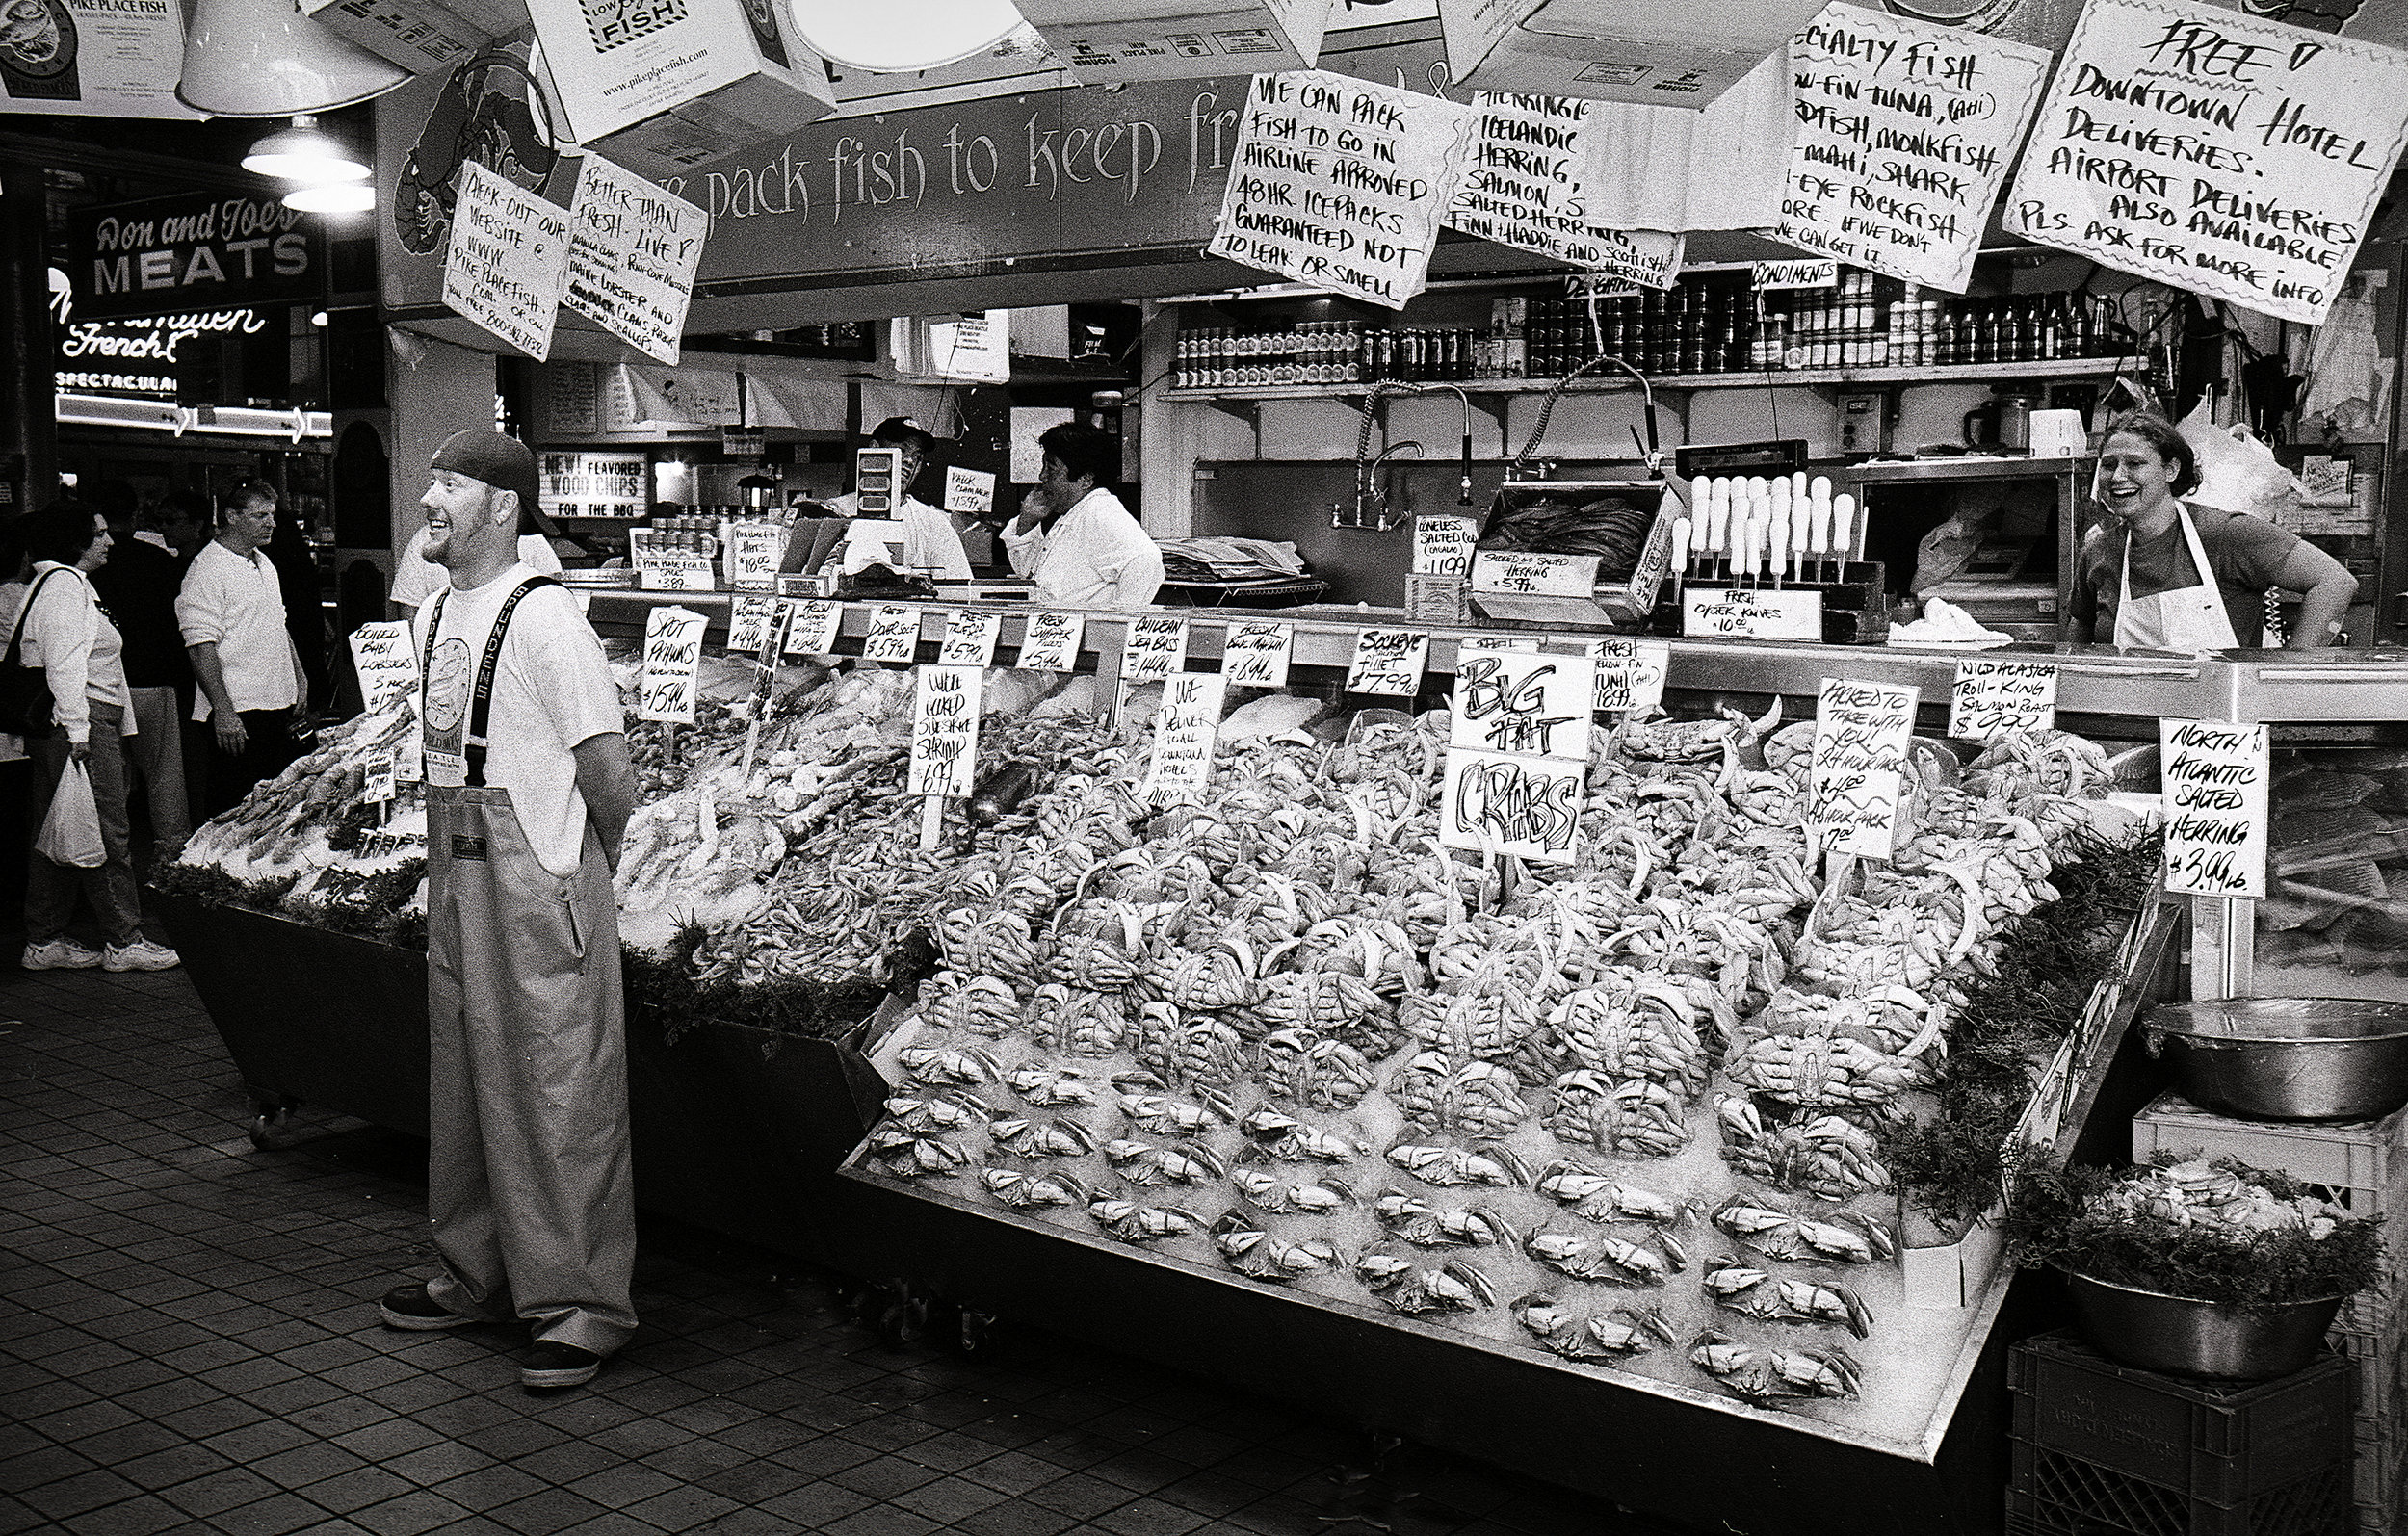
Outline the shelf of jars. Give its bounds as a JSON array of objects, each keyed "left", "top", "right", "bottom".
[{"left": 1159, "top": 355, "right": 2133, "bottom": 403}]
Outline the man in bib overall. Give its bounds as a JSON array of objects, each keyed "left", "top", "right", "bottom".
[{"left": 378, "top": 432, "right": 640, "bottom": 1391}]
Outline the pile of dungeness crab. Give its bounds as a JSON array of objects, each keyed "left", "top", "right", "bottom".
[{"left": 861, "top": 694, "right": 2129, "bottom": 1413}]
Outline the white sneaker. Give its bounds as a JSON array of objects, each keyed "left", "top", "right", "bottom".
[
  {"left": 102, "top": 940, "right": 180, "bottom": 972},
  {"left": 23, "top": 939, "right": 102, "bottom": 971}
]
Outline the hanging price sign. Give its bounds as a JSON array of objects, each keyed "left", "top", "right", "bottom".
[
  {"left": 726, "top": 595, "right": 777, "bottom": 656},
  {"left": 1221, "top": 621, "right": 1294, "bottom": 688},
  {"left": 1015, "top": 611, "right": 1085, "bottom": 672},
  {"left": 1347, "top": 628, "right": 1429, "bottom": 696},
  {"left": 1122, "top": 615, "right": 1189, "bottom": 686},
  {"left": 862, "top": 605, "right": 923, "bottom": 664},
  {"left": 1950, "top": 658, "right": 2057, "bottom": 742},
  {"left": 1453, "top": 650, "right": 1590, "bottom": 761},
  {"left": 938, "top": 609, "right": 1003, "bottom": 667},
  {"left": 909, "top": 665, "right": 983, "bottom": 799},
  {"left": 783, "top": 598, "right": 843, "bottom": 655}
]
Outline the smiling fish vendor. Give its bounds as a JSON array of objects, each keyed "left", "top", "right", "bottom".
[
  {"left": 2067, "top": 414, "right": 2356, "bottom": 651},
  {"left": 780, "top": 418, "right": 971, "bottom": 580}
]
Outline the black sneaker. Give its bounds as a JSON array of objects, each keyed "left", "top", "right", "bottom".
[
  {"left": 379, "top": 1283, "right": 484, "bottom": 1331},
  {"left": 520, "top": 1340, "right": 604, "bottom": 1389}
]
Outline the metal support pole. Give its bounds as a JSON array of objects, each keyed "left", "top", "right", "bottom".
[{"left": 0, "top": 160, "right": 56, "bottom": 516}]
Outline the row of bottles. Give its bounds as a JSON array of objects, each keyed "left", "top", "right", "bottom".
[{"left": 1170, "top": 267, "right": 2132, "bottom": 390}]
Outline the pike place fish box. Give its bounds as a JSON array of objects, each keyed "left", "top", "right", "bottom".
[
  {"left": 1471, "top": 477, "right": 1678, "bottom": 627},
  {"left": 299, "top": 0, "right": 530, "bottom": 73},
  {"left": 523, "top": 0, "right": 836, "bottom": 181}
]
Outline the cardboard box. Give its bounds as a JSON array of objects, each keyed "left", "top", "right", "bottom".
[
  {"left": 300, "top": 0, "right": 529, "bottom": 74},
  {"left": 1439, "top": 0, "right": 1824, "bottom": 109},
  {"left": 523, "top": 0, "right": 835, "bottom": 178},
  {"left": 1013, "top": 0, "right": 1331, "bottom": 84}
]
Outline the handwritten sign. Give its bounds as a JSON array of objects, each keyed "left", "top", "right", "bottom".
[
  {"left": 1405, "top": 574, "right": 1467, "bottom": 624},
  {"left": 722, "top": 522, "right": 784, "bottom": 591},
  {"left": 1016, "top": 611, "right": 1085, "bottom": 672},
  {"left": 563, "top": 154, "right": 707, "bottom": 367},
  {"left": 909, "top": 665, "right": 983, "bottom": 799},
  {"left": 443, "top": 161, "right": 571, "bottom": 362},
  {"left": 1627, "top": 641, "right": 1670, "bottom": 715},
  {"left": 637, "top": 605, "right": 708, "bottom": 724},
  {"left": 1458, "top": 634, "right": 1538, "bottom": 653},
  {"left": 783, "top": 598, "right": 842, "bottom": 656},
  {"left": 397, "top": 735, "right": 422, "bottom": 785},
  {"left": 1752, "top": 259, "right": 1839, "bottom": 291},
  {"left": 1143, "top": 672, "right": 1228, "bottom": 807},
  {"left": 943, "top": 466, "right": 996, "bottom": 515},
  {"left": 1779, "top": 5, "right": 2050, "bottom": 292},
  {"left": 1206, "top": 71, "right": 1476, "bottom": 311},
  {"left": 1471, "top": 550, "right": 1600, "bottom": 597},
  {"left": 1348, "top": 629, "right": 1430, "bottom": 696},
  {"left": 1414, "top": 514, "right": 1483, "bottom": 577},
  {"left": 1447, "top": 93, "right": 1685, "bottom": 281},
  {"left": 1949, "top": 658, "right": 2058, "bottom": 741},
  {"left": 862, "top": 605, "right": 924, "bottom": 664},
  {"left": 2160, "top": 718, "right": 2268, "bottom": 898},
  {"left": 1122, "top": 615, "right": 1190, "bottom": 686},
  {"left": 1440, "top": 748, "right": 1583, "bottom": 865},
  {"left": 1453, "top": 650, "right": 1590, "bottom": 761},
  {"left": 940, "top": 609, "right": 1003, "bottom": 667},
  {"left": 2006, "top": 0, "right": 2408, "bottom": 324},
  {"left": 348, "top": 621, "right": 420, "bottom": 715},
  {"left": 1221, "top": 621, "right": 1295, "bottom": 688},
  {"left": 1810, "top": 678, "right": 1920, "bottom": 858},
  {"left": 637, "top": 548, "right": 716, "bottom": 592},
  {"left": 727, "top": 595, "right": 778, "bottom": 656},
  {"left": 362, "top": 752, "right": 396, "bottom": 807},
  {"left": 1683, "top": 586, "right": 1823, "bottom": 640}
]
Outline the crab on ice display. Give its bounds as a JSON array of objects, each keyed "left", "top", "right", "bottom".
[{"left": 856, "top": 692, "right": 2147, "bottom": 1430}]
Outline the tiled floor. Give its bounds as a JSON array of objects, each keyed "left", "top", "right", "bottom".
[{"left": 1, "top": 962, "right": 1680, "bottom": 1536}]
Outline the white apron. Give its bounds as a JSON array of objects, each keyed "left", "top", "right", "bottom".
[{"left": 2114, "top": 504, "right": 2240, "bottom": 654}]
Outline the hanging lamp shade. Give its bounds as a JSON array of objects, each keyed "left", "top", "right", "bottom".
[
  {"left": 791, "top": 0, "right": 1024, "bottom": 72},
  {"left": 244, "top": 117, "right": 372, "bottom": 181},
  {"left": 176, "top": 0, "right": 410, "bottom": 117}
]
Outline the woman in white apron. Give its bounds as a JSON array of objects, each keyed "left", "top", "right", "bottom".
[{"left": 2074, "top": 415, "right": 2356, "bottom": 652}]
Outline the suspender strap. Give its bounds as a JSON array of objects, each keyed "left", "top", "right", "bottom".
[
  {"left": 421, "top": 575, "right": 562, "bottom": 789},
  {"left": 4, "top": 567, "right": 67, "bottom": 665}
]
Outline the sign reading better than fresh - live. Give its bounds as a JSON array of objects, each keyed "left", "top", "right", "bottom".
[
  {"left": 2005, "top": 0, "right": 2408, "bottom": 325},
  {"left": 564, "top": 154, "right": 708, "bottom": 368},
  {"left": 1778, "top": 3, "right": 2050, "bottom": 294},
  {"left": 1207, "top": 70, "right": 1474, "bottom": 311}
]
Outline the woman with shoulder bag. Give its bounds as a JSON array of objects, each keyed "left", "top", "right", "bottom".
[{"left": 6, "top": 501, "right": 180, "bottom": 972}]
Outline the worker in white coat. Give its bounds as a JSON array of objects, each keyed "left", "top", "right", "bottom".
[
  {"left": 1004, "top": 423, "right": 1163, "bottom": 610},
  {"left": 781, "top": 417, "right": 971, "bottom": 581},
  {"left": 378, "top": 431, "right": 640, "bottom": 1393}
]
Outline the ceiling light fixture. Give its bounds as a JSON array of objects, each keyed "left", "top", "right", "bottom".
[
  {"left": 244, "top": 116, "right": 372, "bottom": 182},
  {"left": 177, "top": 0, "right": 408, "bottom": 117},
  {"left": 790, "top": 0, "right": 1024, "bottom": 72},
  {"left": 283, "top": 182, "right": 377, "bottom": 213}
]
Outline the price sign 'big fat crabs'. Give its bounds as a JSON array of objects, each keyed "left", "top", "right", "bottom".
[
  {"left": 1779, "top": 4, "right": 2051, "bottom": 292},
  {"left": 1208, "top": 71, "right": 1476, "bottom": 310},
  {"left": 2006, "top": 0, "right": 2408, "bottom": 324}
]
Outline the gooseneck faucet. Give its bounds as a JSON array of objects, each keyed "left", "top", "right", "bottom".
[{"left": 1346, "top": 380, "right": 1478, "bottom": 533}]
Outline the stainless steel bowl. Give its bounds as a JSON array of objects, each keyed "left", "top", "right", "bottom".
[
  {"left": 2145, "top": 998, "right": 2408, "bottom": 1122},
  {"left": 2062, "top": 1270, "right": 2343, "bottom": 1380}
]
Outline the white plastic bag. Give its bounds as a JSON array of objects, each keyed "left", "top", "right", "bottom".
[
  {"left": 36, "top": 759, "right": 105, "bottom": 868},
  {"left": 2178, "top": 397, "right": 2304, "bottom": 522}
]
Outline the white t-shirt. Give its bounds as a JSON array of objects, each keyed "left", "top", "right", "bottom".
[
  {"left": 389, "top": 526, "right": 563, "bottom": 610},
  {"left": 412, "top": 562, "right": 623, "bottom": 878},
  {"left": 1003, "top": 488, "right": 1165, "bottom": 610},
  {"left": 821, "top": 492, "right": 972, "bottom": 580},
  {"left": 176, "top": 540, "right": 297, "bottom": 720}
]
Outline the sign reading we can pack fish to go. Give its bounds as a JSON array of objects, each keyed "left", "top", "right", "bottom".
[
  {"left": 1207, "top": 71, "right": 1475, "bottom": 311},
  {"left": 2005, "top": 0, "right": 2408, "bottom": 324},
  {"left": 1779, "top": 3, "right": 2050, "bottom": 293}
]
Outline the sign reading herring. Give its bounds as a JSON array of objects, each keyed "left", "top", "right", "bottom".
[
  {"left": 1207, "top": 69, "right": 1474, "bottom": 310},
  {"left": 70, "top": 192, "right": 322, "bottom": 321},
  {"left": 2005, "top": 0, "right": 2408, "bottom": 325}
]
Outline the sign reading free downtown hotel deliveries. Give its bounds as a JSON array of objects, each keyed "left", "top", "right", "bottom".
[{"left": 69, "top": 191, "right": 327, "bottom": 323}]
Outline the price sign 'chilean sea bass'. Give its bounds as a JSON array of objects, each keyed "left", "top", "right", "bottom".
[
  {"left": 1208, "top": 71, "right": 1475, "bottom": 310},
  {"left": 1779, "top": 4, "right": 2050, "bottom": 293},
  {"left": 2006, "top": 0, "right": 2408, "bottom": 325}
]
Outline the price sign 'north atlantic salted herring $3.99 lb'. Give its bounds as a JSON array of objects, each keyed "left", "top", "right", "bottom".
[
  {"left": 2006, "top": 0, "right": 2408, "bottom": 325},
  {"left": 2160, "top": 718, "right": 2268, "bottom": 898}
]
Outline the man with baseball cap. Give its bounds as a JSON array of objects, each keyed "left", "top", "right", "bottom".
[{"left": 378, "top": 430, "right": 641, "bottom": 1391}]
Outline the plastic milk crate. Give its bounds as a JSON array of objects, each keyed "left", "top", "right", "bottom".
[{"left": 2132, "top": 1092, "right": 2408, "bottom": 1533}]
